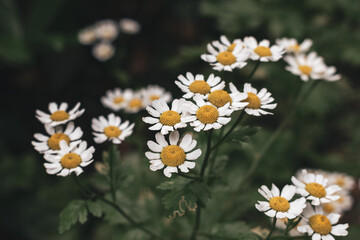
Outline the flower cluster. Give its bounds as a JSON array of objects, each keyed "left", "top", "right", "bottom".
[
  {"left": 256, "top": 169, "right": 350, "bottom": 239},
  {"left": 78, "top": 18, "right": 141, "bottom": 61},
  {"left": 32, "top": 102, "right": 95, "bottom": 176}
]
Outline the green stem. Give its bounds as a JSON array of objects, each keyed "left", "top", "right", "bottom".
[
  {"left": 247, "top": 61, "right": 260, "bottom": 81},
  {"left": 109, "top": 144, "right": 117, "bottom": 202},
  {"left": 266, "top": 218, "right": 277, "bottom": 240},
  {"left": 178, "top": 172, "right": 200, "bottom": 181}
]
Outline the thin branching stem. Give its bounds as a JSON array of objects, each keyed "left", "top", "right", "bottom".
[
  {"left": 247, "top": 61, "right": 260, "bottom": 80},
  {"left": 266, "top": 217, "right": 277, "bottom": 240},
  {"left": 109, "top": 144, "right": 117, "bottom": 202}
]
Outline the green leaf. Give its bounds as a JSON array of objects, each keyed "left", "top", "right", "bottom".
[
  {"left": 87, "top": 200, "right": 103, "bottom": 218},
  {"left": 58, "top": 200, "right": 88, "bottom": 234},
  {"left": 228, "top": 126, "right": 260, "bottom": 146},
  {"left": 205, "top": 222, "right": 262, "bottom": 240}
]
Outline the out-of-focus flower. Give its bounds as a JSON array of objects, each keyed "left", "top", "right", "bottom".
[
  {"left": 92, "top": 42, "right": 115, "bottom": 61},
  {"left": 101, "top": 88, "right": 131, "bottom": 112},
  {"left": 241, "top": 83, "right": 277, "bottom": 116},
  {"left": 276, "top": 38, "right": 312, "bottom": 54},
  {"left": 119, "top": 18, "right": 141, "bottom": 34},
  {"left": 244, "top": 36, "right": 285, "bottom": 62},
  {"left": 78, "top": 27, "right": 96, "bottom": 45},
  {"left": 95, "top": 20, "right": 118, "bottom": 41},
  {"left": 143, "top": 85, "right": 172, "bottom": 104},
  {"left": 214, "top": 35, "right": 244, "bottom": 52},
  {"left": 124, "top": 90, "right": 146, "bottom": 113}
]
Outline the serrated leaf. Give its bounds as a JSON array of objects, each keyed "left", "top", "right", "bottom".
[
  {"left": 87, "top": 200, "right": 103, "bottom": 218},
  {"left": 58, "top": 200, "right": 88, "bottom": 234}
]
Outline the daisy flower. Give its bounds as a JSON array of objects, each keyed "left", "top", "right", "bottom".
[
  {"left": 201, "top": 40, "right": 249, "bottom": 71},
  {"left": 206, "top": 83, "right": 248, "bottom": 111},
  {"left": 256, "top": 184, "right": 306, "bottom": 219},
  {"left": 124, "top": 90, "right": 146, "bottom": 113},
  {"left": 323, "top": 191, "right": 353, "bottom": 215},
  {"left": 319, "top": 65, "right": 341, "bottom": 82},
  {"left": 92, "top": 42, "right": 115, "bottom": 61},
  {"left": 175, "top": 72, "right": 225, "bottom": 99},
  {"left": 327, "top": 172, "right": 355, "bottom": 191},
  {"left": 78, "top": 27, "right": 96, "bottom": 45},
  {"left": 244, "top": 36, "right": 285, "bottom": 62},
  {"left": 143, "top": 85, "right": 172, "bottom": 104},
  {"left": 36, "top": 102, "right": 85, "bottom": 127},
  {"left": 291, "top": 169, "right": 341, "bottom": 206},
  {"left": 145, "top": 131, "right": 202, "bottom": 178},
  {"left": 297, "top": 203, "right": 349, "bottom": 240},
  {"left": 32, "top": 122, "right": 83, "bottom": 154},
  {"left": 92, "top": 113, "right": 134, "bottom": 144},
  {"left": 119, "top": 18, "right": 141, "bottom": 34},
  {"left": 142, "top": 98, "right": 187, "bottom": 135},
  {"left": 214, "top": 35, "right": 244, "bottom": 52},
  {"left": 101, "top": 88, "right": 132, "bottom": 111},
  {"left": 284, "top": 52, "right": 327, "bottom": 81},
  {"left": 276, "top": 38, "right": 312, "bottom": 54},
  {"left": 95, "top": 20, "right": 118, "bottom": 41},
  {"left": 44, "top": 140, "right": 95, "bottom": 177},
  {"left": 241, "top": 83, "right": 277, "bottom": 116},
  {"left": 181, "top": 96, "right": 233, "bottom": 132}
]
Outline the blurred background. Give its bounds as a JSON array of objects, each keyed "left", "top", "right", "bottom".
[{"left": 1, "top": 0, "right": 360, "bottom": 239}]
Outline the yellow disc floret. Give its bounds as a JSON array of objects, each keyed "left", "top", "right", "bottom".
[
  {"left": 150, "top": 95, "right": 160, "bottom": 101},
  {"left": 288, "top": 44, "right": 300, "bottom": 52},
  {"left": 254, "top": 46, "right": 272, "bottom": 57},
  {"left": 216, "top": 51, "right": 236, "bottom": 65},
  {"left": 243, "top": 92, "right": 261, "bottom": 109},
  {"left": 188, "top": 80, "right": 211, "bottom": 95},
  {"left": 196, "top": 105, "right": 219, "bottom": 124},
  {"left": 323, "top": 203, "right": 335, "bottom": 213},
  {"left": 60, "top": 153, "right": 82, "bottom": 169},
  {"left": 269, "top": 196, "right": 290, "bottom": 212},
  {"left": 129, "top": 99, "right": 142, "bottom": 108},
  {"left": 104, "top": 126, "right": 122, "bottom": 138},
  {"left": 47, "top": 133, "right": 70, "bottom": 150},
  {"left": 299, "top": 65, "right": 312, "bottom": 75},
  {"left": 227, "top": 43, "right": 236, "bottom": 52},
  {"left": 309, "top": 215, "right": 332, "bottom": 235},
  {"left": 160, "top": 145, "right": 186, "bottom": 167},
  {"left": 159, "top": 110, "right": 181, "bottom": 126},
  {"left": 113, "top": 96, "right": 124, "bottom": 104},
  {"left": 305, "top": 183, "right": 326, "bottom": 198},
  {"left": 50, "top": 111, "right": 70, "bottom": 122},
  {"left": 208, "top": 90, "right": 232, "bottom": 107}
]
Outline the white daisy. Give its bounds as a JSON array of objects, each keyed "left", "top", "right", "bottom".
[
  {"left": 95, "top": 20, "right": 118, "bottom": 41},
  {"left": 214, "top": 35, "right": 244, "bottom": 52},
  {"left": 124, "top": 90, "right": 146, "bottom": 113},
  {"left": 284, "top": 52, "right": 327, "bottom": 81},
  {"left": 143, "top": 85, "right": 172, "bottom": 104},
  {"left": 323, "top": 190, "right": 353, "bottom": 215},
  {"left": 44, "top": 140, "right": 95, "bottom": 177},
  {"left": 292, "top": 169, "right": 341, "bottom": 206},
  {"left": 78, "top": 27, "right": 96, "bottom": 45},
  {"left": 327, "top": 172, "right": 355, "bottom": 191},
  {"left": 244, "top": 36, "right": 285, "bottom": 62},
  {"left": 201, "top": 40, "right": 249, "bottom": 71},
  {"left": 142, "top": 98, "right": 187, "bottom": 135},
  {"left": 32, "top": 122, "right": 83, "bottom": 154},
  {"left": 36, "top": 102, "right": 85, "bottom": 127},
  {"left": 181, "top": 96, "right": 233, "bottom": 132},
  {"left": 175, "top": 72, "right": 225, "bottom": 99},
  {"left": 92, "top": 42, "right": 115, "bottom": 62},
  {"left": 276, "top": 38, "right": 312, "bottom": 54},
  {"left": 297, "top": 203, "right": 349, "bottom": 240},
  {"left": 92, "top": 113, "right": 134, "bottom": 144},
  {"left": 256, "top": 184, "right": 306, "bottom": 219},
  {"left": 101, "top": 88, "right": 132, "bottom": 111},
  {"left": 145, "top": 131, "right": 202, "bottom": 178},
  {"left": 319, "top": 65, "right": 341, "bottom": 82},
  {"left": 119, "top": 18, "right": 141, "bottom": 34},
  {"left": 242, "top": 83, "right": 277, "bottom": 116}
]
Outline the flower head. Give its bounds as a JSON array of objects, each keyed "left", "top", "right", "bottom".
[
  {"left": 297, "top": 203, "right": 349, "bottom": 240},
  {"left": 119, "top": 18, "right": 141, "bottom": 34},
  {"left": 92, "top": 42, "right": 115, "bottom": 61},
  {"left": 256, "top": 184, "right": 306, "bottom": 219},
  {"left": 32, "top": 122, "right": 83, "bottom": 154},
  {"left": 101, "top": 88, "right": 131, "bottom": 111},
  {"left": 44, "top": 141, "right": 95, "bottom": 177},
  {"left": 95, "top": 20, "right": 118, "bottom": 41},
  {"left": 244, "top": 36, "right": 285, "bottom": 62},
  {"left": 175, "top": 73, "right": 225, "bottom": 99},
  {"left": 143, "top": 85, "right": 172, "bottom": 104},
  {"left": 292, "top": 169, "right": 341, "bottom": 206},
  {"left": 78, "top": 27, "right": 96, "bottom": 45},
  {"left": 124, "top": 90, "right": 146, "bottom": 113},
  {"left": 36, "top": 102, "right": 85, "bottom": 127},
  {"left": 207, "top": 83, "right": 248, "bottom": 111},
  {"left": 276, "top": 38, "right": 312, "bottom": 54},
  {"left": 92, "top": 113, "right": 134, "bottom": 144},
  {"left": 143, "top": 98, "right": 187, "bottom": 135},
  {"left": 242, "top": 83, "right": 277, "bottom": 116},
  {"left": 215, "top": 35, "right": 244, "bottom": 52},
  {"left": 145, "top": 131, "right": 202, "bottom": 177}
]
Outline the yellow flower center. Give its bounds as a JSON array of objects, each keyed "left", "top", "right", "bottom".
[
  {"left": 104, "top": 126, "right": 122, "bottom": 138},
  {"left": 305, "top": 183, "right": 326, "bottom": 198},
  {"left": 227, "top": 43, "right": 236, "bottom": 52},
  {"left": 129, "top": 99, "right": 142, "bottom": 108},
  {"left": 60, "top": 153, "right": 82, "bottom": 169},
  {"left": 216, "top": 51, "right": 236, "bottom": 65},
  {"left": 47, "top": 133, "right": 70, "bottom": 150},
  {"left": 254, "top": 46, "right": 272, "bottom": 57},
  {"left": 188, "top": 80, "right": 211, "bottom": 95},
  {"left": 208, "top": 90, "right": 232, "bottom": 107},
  {"left": 150, "top": 95, "right": 160, "bottom": 101},
  {"left": 243, "top": 92, "right": 261, "bottom": 109},
  {"left": 269, "top": 196, "right": 290, "bottom": 212},
  {"left": 309, "top": 215, "right": 332, "bottom": 235},
  {"left": 336, "top": 178, "right": 345, "bottom": 187},
  {"left": 160, "top": 145, "right": 186, "bottom": 167},
  {"left": 50, "top": 110, "right": 70, "bottom": 122},
  {"left": 288, "top": 44, "right": 300, "bottom": 52},
  {"left": 298, "top": 65, "right": 312, "bottom": 75},
  {"left": 196, "top": 105, "right": 219, "bottom": 124},
  {"left": 113, "top": 97, "right": 124, "bottom": 104},
  {"left": 323, "top": 203, "right": 335, "bottom": 213},
  {"left": 159, "top": 110, "right": 181, "bottom": 126}
]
